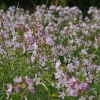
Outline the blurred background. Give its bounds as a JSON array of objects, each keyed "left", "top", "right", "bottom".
[{"left": 0, "top": 0, "right": 100, "bottom": 17}]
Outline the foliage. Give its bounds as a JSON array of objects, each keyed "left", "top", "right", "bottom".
[{"left": 1, "top": 5, "right": 100, "bottom": 100}]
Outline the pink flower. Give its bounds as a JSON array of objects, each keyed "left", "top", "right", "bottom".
[
  {"left": 24, "top": 30, "right": 32, "bottom": 39},
  {"left": 58, "top": 91, "right": 66, "bottom": 99},
  {"left": 79, "top": 83, "right": 88, "bottom": 91},
  {"left": 28, "top": 85, "right": 35, "bottom": 93},
  {"left": 55, "top": 60, "right": 61, "bottom": 69},
  {"left": 46, "top": 36, "right": 55, "bottom": 46},
  {"left": 67, "top": 63, "right": 75, "bottom": 72},
  {"left": 67, "top": 88, "right": 78, "bottom": 97},
  {"left": 14, "top": 86, "right": 20, "bottom": 92},
  {"left": 25, "top": 76, "right": 35, "bottom": 93},
  {"left": 25, "top": 76, "right": 33, "bottom": 86},
  {"left": 6, "top": 83, "right": 12, "bottom": 93},
  {"left": 28, "top": 37, "right": 35, "bottom": 43},
  {"left": 13, "top": 76, "right": 22, "bottom": 83},
  {"left": 68, "top": 77, "right": 77, "bottom": 84},
  {"left": 55, "top": 69, "right": 64, "bottom": 79},
  {"left": 88, "top": 96, "right": 95, "bottom": 100},
  {"left": 6, "top": 83, "right": 12, "bottom": 99},
  {"left": 79, "top": 96, "right": 86, "bottom": 100}
]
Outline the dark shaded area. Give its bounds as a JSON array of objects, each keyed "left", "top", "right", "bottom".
[
  {"left": 0, "top": 0, "right": 100, "bottom": 16},
  {"left": 67, "top": 0, "right": 100, "bottom": 17},
  {"left": 0, "top": 0, "right": 52, "bottom": 13}
]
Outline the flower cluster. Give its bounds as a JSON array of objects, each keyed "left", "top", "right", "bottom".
[
  {"left": 0, "top": 5, "right": 100, "bottom": 100},
  {"left": 6, "top": 76, "right": 34, "bottom": 99}
]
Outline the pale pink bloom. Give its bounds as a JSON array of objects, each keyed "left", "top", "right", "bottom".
[
  {"left": 55, "top": 69, "right": 64, "bottom": 79},
  {"left": 14, "top": 86, "right": 20, "bottom": 92},
  {"left": 51, "top": 47, "right": 59, "bottom": 56},
  {"left": 87, "top": 6, "right": 97, "bottom": 14},
  {"left": 13, "top": 76, "right": 22, "bottom": 83},
  {"left": 68, "top": 77, "right": 77, "bottom": 84},
  {"left": 1, "top": 31, "right": 9, "bottom": 38},
  {"left": 49, "top": 5, "right": 56, "bottom": 10},
  {"left": 56, "top": 82, "right": 61, "bottom": 89},
  {"left": 82, "top": 59, "right": 90, "bottom": 66},
  {"left": 25, "top": 76, "right": 33, "bottom": 86},
  {"left": 28, "top": 85, "right": 34, "bottom": 93},
  {"left": 94, "top": 37, "right": 98, "bottom": 49},
  {"left": 4, "top": 40, "right": 12, "bottom": 47},
  {"left": 27, "top": 44, "right": 34, "bottom": 51},
  {"left": 79, "top": 96, "right": 86, "bottom": 100},
  {"left": 55, "top": 60, "right": 61, "bottom": 69},
  {"left": 60, "top": 75, "right": 68, "bottom": 87},
  {"left": 94, "top": 41, "right": 98, "bottom": 49},
  {"left": 39, "top": 55, "right": 46, "bottom": 66},
  {"left": 81, "top": 49, "right": 87, "bottom": 54},
  {"left": 35, "top": 30, "right": 43, "bottom": 38},
  {"left": 86, "top": 74, "right": 93, "bottom": 83},
  {"left": 46, "top": 36, "right": 55, "bottom": 46},
  {"left": 24, "top": 30, "right": 32, "bottom": 39},
  {"left": 31, "top": 56, "right": 35, "bottom": 62},
  {"left": 67, "top": 63, "right": 75, "bottom": 72},
  {"left": 74, "top": 83, "right": 80, "bottom": 91},
  {"left": 88, "top": 96, "right": 95, "bottom": 100},
  {"left": 72, "top": 57, "right": 79, "bottom": 67},
  {"left": 6, "top": 83, "right": 12, "bottom": 93},
  {"left": 33, "top": 42, "right": 38, "bottom": 50},
  {"left": 56, "top": 6, "right": 62, "bottom": 11},
  {"left": 58, "top": 91, "right": 66, "bottom": 99},
  {"left": 60, "top": 30, "right": 66, "bottom": 35},
  {"left": 79, "top": 83, "right": 88, "bottom": 91},
  {"left": 33, "top": 74, "right": 41, "bottom": 85},
  {"left": 96, "top": 65, "right": 100, "bottom": 73},
  {"left": 0, "top": 46, "right": 4, "bottom": 54},
  {"left": 6, "top": 83, "right": 12, "bottom": 99},
  {"left": 28, "top": 37, "right": 35, "bottom": 43},
  {"left": 80, "top": 23, "right": 87, "bottom": 28},
  {"left": 67, "top": 88, "right": 78, "bottom": 97},
  {"left": 59, "top": 11, "right": 64, "bottom": 17}
]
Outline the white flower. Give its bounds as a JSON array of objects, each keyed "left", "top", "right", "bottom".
[
  {"left": 55, "top": 60, "right": 61, "bottom": 68},
  {"left": 79, "top": 96, "right": 86, "bottom": 100},
  {"left": 67, "top": 63, "right": 75, "bottom": 72},
  {"left": 33, "top": 42, "right": 38, "bottom": 50},
  {"left": 46, "top": 36, "right": 55, "bottom": 46},
  {"left": 55, "top": 69, "right": 64, "bottom": 79},
  {"left": 58, "top": 91, "right": 66, "bottom": 99},
  {"left": 81, "top": 49, "right": 87, "bottom": 54}
]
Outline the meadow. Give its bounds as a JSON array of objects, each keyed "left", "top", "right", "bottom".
[{"left": 0, "top": 5, "right": 100, "bottom": 100}]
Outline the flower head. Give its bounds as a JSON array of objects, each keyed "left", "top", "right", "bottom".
[
  {"left": 79, "top": 83, "right": 88, "bottom": 91},
  {"left": 14, "top": 86, "right": 20, "bottom": 92},
  {"left": 25, "top": 76, "right": 33, "bottom": 86},
  {"left": 6, "top": 83, "right": 12, "bottom": 99},
  {"left": 13, "top": 76, "right": 22, "bottom": 83},
  {"left": 28, "top": 85, "right": 35, "bottom": 93}
]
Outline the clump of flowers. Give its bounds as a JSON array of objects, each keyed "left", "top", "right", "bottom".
[
  {"left": 6, "top": 76, "right": 34, "bottom": 99},
  {"left": 0, "top": 4, "right": 100, "bottom": 100}
]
